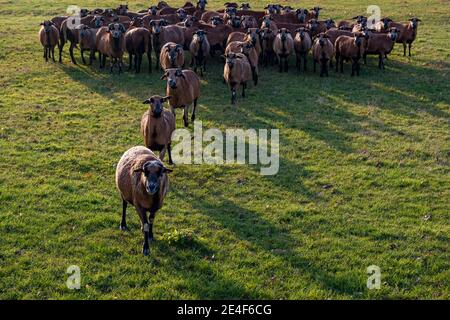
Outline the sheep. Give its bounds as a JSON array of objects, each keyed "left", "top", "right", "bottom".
[
  {"left": 273, "top": 28, "right": 294, "bottom": 72},
  {"left": 260, "top": 27, "right": 276, "bottom": 66},
  {"left": 198, "top": 23, "right": 234, "bottom": 56},
  {"left": 223, "top": 52, "right": 252, "bottom": 104},
  {"left": 373, "top": 17, "right": 393, "bottom": 33},
  {"left": 227, "top": 28, "right": 261, "bottom": 56},
  {"left": 227, "top": 15, "right": 242, "bottom": 29},
  {"left": 76, "top": 25, "right": 98, "bottom": 65},
  {"left": 148, "top": 19, "right": 169, "bottom": 69},
  {"left": 240, "top": 3, "right": 251, "bottom": 10},
  {"left": 241, "top": 15, "right": 258, "bottom": 28},
  {"left": 281, "top": 6, "right": 294, "bottom": 15},
  {"left": 293, "top": 27, "right": 312, "bottom": 72},
  {"left": 160, "top": 42, "right": 185, "bottom": 70},
  {"left": 295, "top": 8, "right": 309, "bottom": 23},
  {"left": 312, "top": 32, "right": 334, "bottom": 77},
  {"left": 115, "top": 146, "right": 172, "bottom": 256},
  {"left": 390, "top": 17, "right": 421, "bottom": 56},
  {"left": 225, "top": 40, "right": 258, "bottom": 85},
  {"left": 141, "top": 95, "right": 176, "bottom": 164},
  {"left": 125, "top": 17, "right": 152, "bottom": 73},
  {"left": 307, "top": 18, "right": 335, "bottom": 37},
  {"left": 161, "top": 68, "right": 200, "bottom": 127},
  {"left": 264, "top": 4, "right": 280, "bottom": 15},
  {"left": 39, "top": 21, "right": 60, "bottom": 63},
  {"left": 97, "top": 23, "right": 126, "bottom": 73},
  {"left": 197, "top": 0, "right": 208, "bottom": 11},
  {"left": 189, "top": 30, "right": 210, "bottom": 76},
  {"left": 261, "top": 15, "right": 278, "bottom": 33},
  {"left": 363, "top": 28, "right": 398, "bottom": 69},
  {"left": 337, "top": 15, "right": 367, "bottom": 30},
  {"left": 201, "top": 11, "right": 223, "bottom": 23},
  {"left": 335, "top": 32, "right": 368, "bottom": 76},
  {"left": 325, "top": 28, "right": 353, "bottom": 45},
  {"left": 309, "top": 6, "right": 322, "bottom": 20}
]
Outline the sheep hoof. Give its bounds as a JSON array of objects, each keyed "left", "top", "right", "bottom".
[
  {"left": 142, "top": 247, "right": 150, "bottom": 256},
  {"left": 119, "top": 224, "right": 128, "bottom": 231}
]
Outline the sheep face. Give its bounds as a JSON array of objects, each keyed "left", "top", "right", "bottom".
[
  {"left": 225, "top": 7, "right": 237, "bottom": 18},
  {"left": 389, "top": 28, "right": 398, "bottom": 41},
  {"left": 277, "top": 28, "right": 290, "bottom": 41},
  {"left": 161, "top": 68, "right": 185, "bottom": 89},
  {"left": 149, "top": 20, "right": 168, "bottom": 34},
  {"left": 148, "top": 6, "right": 158, "bottom": 15},
  {"left": 295, "top": 27, "right": 309, "bottom": 40},
  {"left": 93, "top": 16, "right": 105, "bottom": 28},
  {"left": 130, "top": 17, "right": 144, "bottom": 28},
  {"left": 296, "top": 9, "right": 308, "bottom": 23},
  {"left": 317, "top": 33, "right": 330, "bottom": 46},
  {"left": 117, "top": 4, "right": 128, "bottom": 15},
  {"left": 261, "top": 16, "right": 273, "bottom": 28},
  {"left": 381, "top": 18, "right": 393, "bottom": 30},
  {"left": 310, "top": 6, "right": 322, "bottom": 19},
  {"left": 108, "top": 23, "right": 126, "bottom": 39},
  {"left": 325, "top": 19, "right": 336, "bottom": 29},
  {"left": 167, "top": 44, "right": 183, "bottom": 67},
  {"left": 143, "top": 95, "right": 171, "bottom": 118},
  {"left": 264, "top": 4, "right": 277, "bottom": 14},
  {"left": 176, "top": 8, "right": 187, "bottom": 21},
  {"left": 228, "top": 16, "right": 241, "bottom": 28},
  {"left": 224, "top": 53, "right": 237, "bottom": 68},
  {"left": 260, "top": 28, "right": 273, "bottom": 41},
  {"left": 40, "top": 20, "right": 54, "bottom": 32},
  {"left": 282, "top": 6, "right": 294, "bottom": 14},
  {"left": 246, "top": 28, "right": 260, "bottom": 45},
  {"left": 80, "top": 9, "right": 90, "bottom": 17},
  {"left": 409, "top": 17, "right": 421, "bottom": 29},
  {"left": 240, "top": 3, "right": 250, "bottom": 10},
  {"left": 241, "top": 16, "right": 256, "bottom": 29},
  {"left": 183, "top": 15, "right": 197, "bottom": 27},
  {"left": 193, "top": 30, "right": 207, "bottom": 42},
  {"left": 197, "top": 0, "right": 207, "bottom": 11},
  {"left": 239, "top": 41, "right": 254, "bottom": 55},
  {"left": 134, "top": 160, "right": 172, "bottom": 195},
  {"left": 211, "top": 16, "right": 224, "bottom": 26}
]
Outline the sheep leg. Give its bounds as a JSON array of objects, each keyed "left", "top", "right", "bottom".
[
  {"left": 303, "top": 53, "right": 307, "bottom": 71},
  {"left": 102, "top": 55, "right": 107, "bottom": 70},
  {"left": 408, "top": 43, "right": 412, "bottom": 57},
  {"left": 363, "top": 53, "right": 367, "bottom": 65},
  {"left": 242, "top": 82, "right": 246, "bottom": 97},
  {"left": 58, "top": 42, "right": 63, "bottom": 63},
  {"left": 44, "top": 47, "right": 48, "bottom": 62},
  {"left": 231, "top": 88, "right": 237, "bottom": 105},
  {"left": 183, "top": 106, "right": 189, "bottom": 127},
  {"left": 325, "top": 60, "right": 329, "bottom": 77},
  {"left": 136, "top": 207, "right": 150, "bottom": 256},
  {"left": 191, "top": 99, "right": 197, "bottom": 122},
  {"left": 138, "top": 54, "right": 143, "bottom": 74},
  {"left": 159, "top": 146, "right": 167, "bottom": 162},
  {"left": 51, "top": 47, "right": 56, "bottom": 62},
  {"left": 128, "top": 53, "right": 133, "bottom": 71},
  {"left": 89, "top": 49, "right": 94, "bottom": 65},
  {"left": 147, "top": 51, "right": 152, "bottom": 73},
  {"left": 252, "top": 67, "right": 258, "bottom": 86},
  {"left": 403, "top": 42, "right": 406, "bottom": 56},
  {"left": 278, "top": 56, "right": 283, "bottom": 73},
  {"left": 295, "top": 53, "right": 300, "bottom": 71},
  {"left": 120, "top": 199, "right": 128, "bottom": 231},
  {"left": 340, "top": 57, "right": 344, "bottom": 73},
  {"left": 119, "top": 58, "right": 123, "bottom": 74},
  {"left": 148, "top": 211, "right": 156, "bottom": 241},
  {"left": 69, "top": 42, "right": 77, "bottom": 65},
  {"left": 167, "top": 143, "right": 174, "bottom": 165},
  {"left": 313, "top": 59, "right": 316, "bottom": 73},
  {"left": 81, "top": 49, "right": 86, "bottom": 65},
  {"left": 284, "top": 58, "right": 288, "bottom": 72}
]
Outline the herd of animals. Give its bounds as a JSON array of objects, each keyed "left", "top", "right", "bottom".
[{"left": 38, "top": 1, "right": 422, "bottom": 255}]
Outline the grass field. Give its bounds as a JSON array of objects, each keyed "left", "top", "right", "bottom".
[{"left": 0, "top": 0, "right": 449, "bottom": 299}]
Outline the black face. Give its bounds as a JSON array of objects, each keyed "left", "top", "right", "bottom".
[
  {"left": 161, "top": 68, "right": 185, "bottom": 89},
  {"left": 168, "top": 45, "right": 182, "bottom": 66},
  {"left": 308, "top": 19, "right": 318, "bottom": 32},
  {"left": 143, "top": 96, "right": 170, "bottom": 118},
  {"left": 149, "top": 6, "right": 158, "bottom": 15},
  {"left": 389, "top": 28, "right": 398, "bottom": 41},
  {"left": 194, "top": 30, "right": 207, "bottom": 41},
  {"left": 138, "top": 160, "right": 169, "bottom": 195},
  {"left": 325, "top": 19, "right": 335, "bottom": 29},
  {"left": 41, "top": 20, "right": 54, "bottom": 32},
  {"left": 225, "top": 53, "right": 236, "bottom": 67},
  {"left": 80, "top": 9, "right": 89, "bottom": 17},
  {"left": 177, "top": 9, "right": 187, "bottom": 20},
  {"left": 211, "top": 16, "right": 223, "bottom": 25},
  {"left": 108, "top": 23, "right": 125, "bottom": 38},
  {"left": 410, "top": 18, "right": 421, "bottom": 29},
  {"left": 229, "top": 16, "right": 241, "bottom": 28},
  {"left": 94, "top": 16, "right": 105, "bottom": 27},
  {"left": 240, "top": 3, "right": 250, "bottom": 10},
  {"left": 197, "top": 0, "right": 207, "bottom": 11}
]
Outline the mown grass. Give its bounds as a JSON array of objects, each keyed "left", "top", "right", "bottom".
[{"left": 0, "top": 0, "right": 449, "bottom": 299}]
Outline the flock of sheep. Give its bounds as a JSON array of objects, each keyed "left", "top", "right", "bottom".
[{"left": 38, "top": 1, "right": 422, "bottom": 255}]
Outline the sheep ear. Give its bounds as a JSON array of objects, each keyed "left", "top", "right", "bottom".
[
  {"left": 133, "top": 167, "right": 144, "bottom": 173},
  {"left": 162, "top": 95, "right": 171, "bottom": 102},
  {"left": 160, "top": 72, "right": 168, "bottom": 80},
  {"left": 163, "top": 167, "right": 173, "bottom": 173},
  {"left": 143, "top": 99, "right": 151, "bottom": 104}
]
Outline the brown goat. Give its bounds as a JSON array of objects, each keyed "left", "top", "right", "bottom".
[
  {"left": 223, "top": 52, "right": 252, "bottom": 104},
  {"left": 141, "top": 95, "right": 176, "bottom": 164},
  {"left": 273, "top": 28, "right": 294, "bottom": 72},
  {"left": 364, "top": 28, "right": 398, "bottom": 69},
  {"left": 160, "top": 42, "right": 185, "bottom": 70},
  {"left": 312, "top": 33, "right": 334, "bottom": 77},
  {"left": 115, "top": 146, "right": 172, "bottom": 255},
  {"left": 161, "top": 68, "right": 200, "bottom": 127},
  {"left": 125, "top": 17, "right": 152, "bottom": 73},
  {"left": 189, "top": 30, "right": 210, "bottom": 76},
  {"left": 97, "top": 23, "right": 127, "bottom": 73},
  {"left": 294, "top": 27, "right": 312, "bottom": 72},
  {"left": 335, "top": 32, "right": 368, "bottom": 76},
  {"left": 39, "top": 21, "right": 59, "bottom": 62},
  {"left": 391, "top": 17, "right": 421, "bottom": 56}
]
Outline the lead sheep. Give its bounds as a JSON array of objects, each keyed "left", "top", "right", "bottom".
[
  {"left": 115, "top": 146, "right": 172, "bottom": 256},
  {"left": 223, "top": 52, "right": 252, "bottom": 105},
  {"left": 39, "top": 21, "right": 59, "bottom": 62}
]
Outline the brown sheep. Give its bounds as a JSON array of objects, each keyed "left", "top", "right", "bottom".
[
  {"left": 201, "top": 10, "right": 223, "bottom": 23},
  {"left": 325, "top": 28, "right": 353, "bottom": 45},
  {"left": 241, "top": 15, "right": 258, "bottom": 28},
  {"left": 227, "top": 15, "right": 242, "bottom": 29},
  {"left": 39, "top": 20, "right": 59, "bottom": 62},
  {"left": 223, "top": 52, "right": 252, "bottom": 104},
  {"left": 260, "top": 27, "right": 276, "bottom": 66},
  {"left": 373, "top": 17, "right": 393, "bottom": 33},
  {"left": 261, "top": 15, "right": 279, "bottom": 33},
  {"left": 391, "top": 17, "right": 421, "bottom": 56},
  {"left": 273, "top": 28, "right": 294, "bottom": 72},
  {"left": 227, "top": 28, "right": 261, "bottom": 56},
  {"left": 364, "top": 28, "right": 398, "bottom": 69},
  {"left": 97, "top": 23, "right": 126, "bottom": 73},
  {"left": 115, "top": 146, "right": 172, "bottom": 256},
  {"left": 141, "top": 95, "right": 176, "bottom": 164},
  {"left": 294, "top": 27, "right": 312, "bottom": 72},
  {"left": 240, "top": 3, "right": 251, "bottom": 10},
  {"left": 125, "top": 17, "right": 152, "bottom": 73},
  {"left": 189, "top": 30, "right": 211, "bottom": 76},
  {"left": 160, "top": 42, "right": 185, "bottom": 70},
  {"left": 225, "top": 40, "right": 258, "bottom": 85},
  {"left": 148, "top": 19, "right": 169, "bottom": 69},
  {"left": 198, "top": 23, "right": 234, "bottom": 56},
  {"left": 307, "top": 18, "right": 335, "bottom": 37},
  {"left": 161, "top": 68, "right": 200, "bottom": 127},
  {"left": 335, "top": 32, "right": 368, "bottom": 76},
  {"left": 312, "top": 32, "right": 334, "bottom": 77},
  {"left": 76, "top": 25, "right": 98, "bottom": 65}
]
